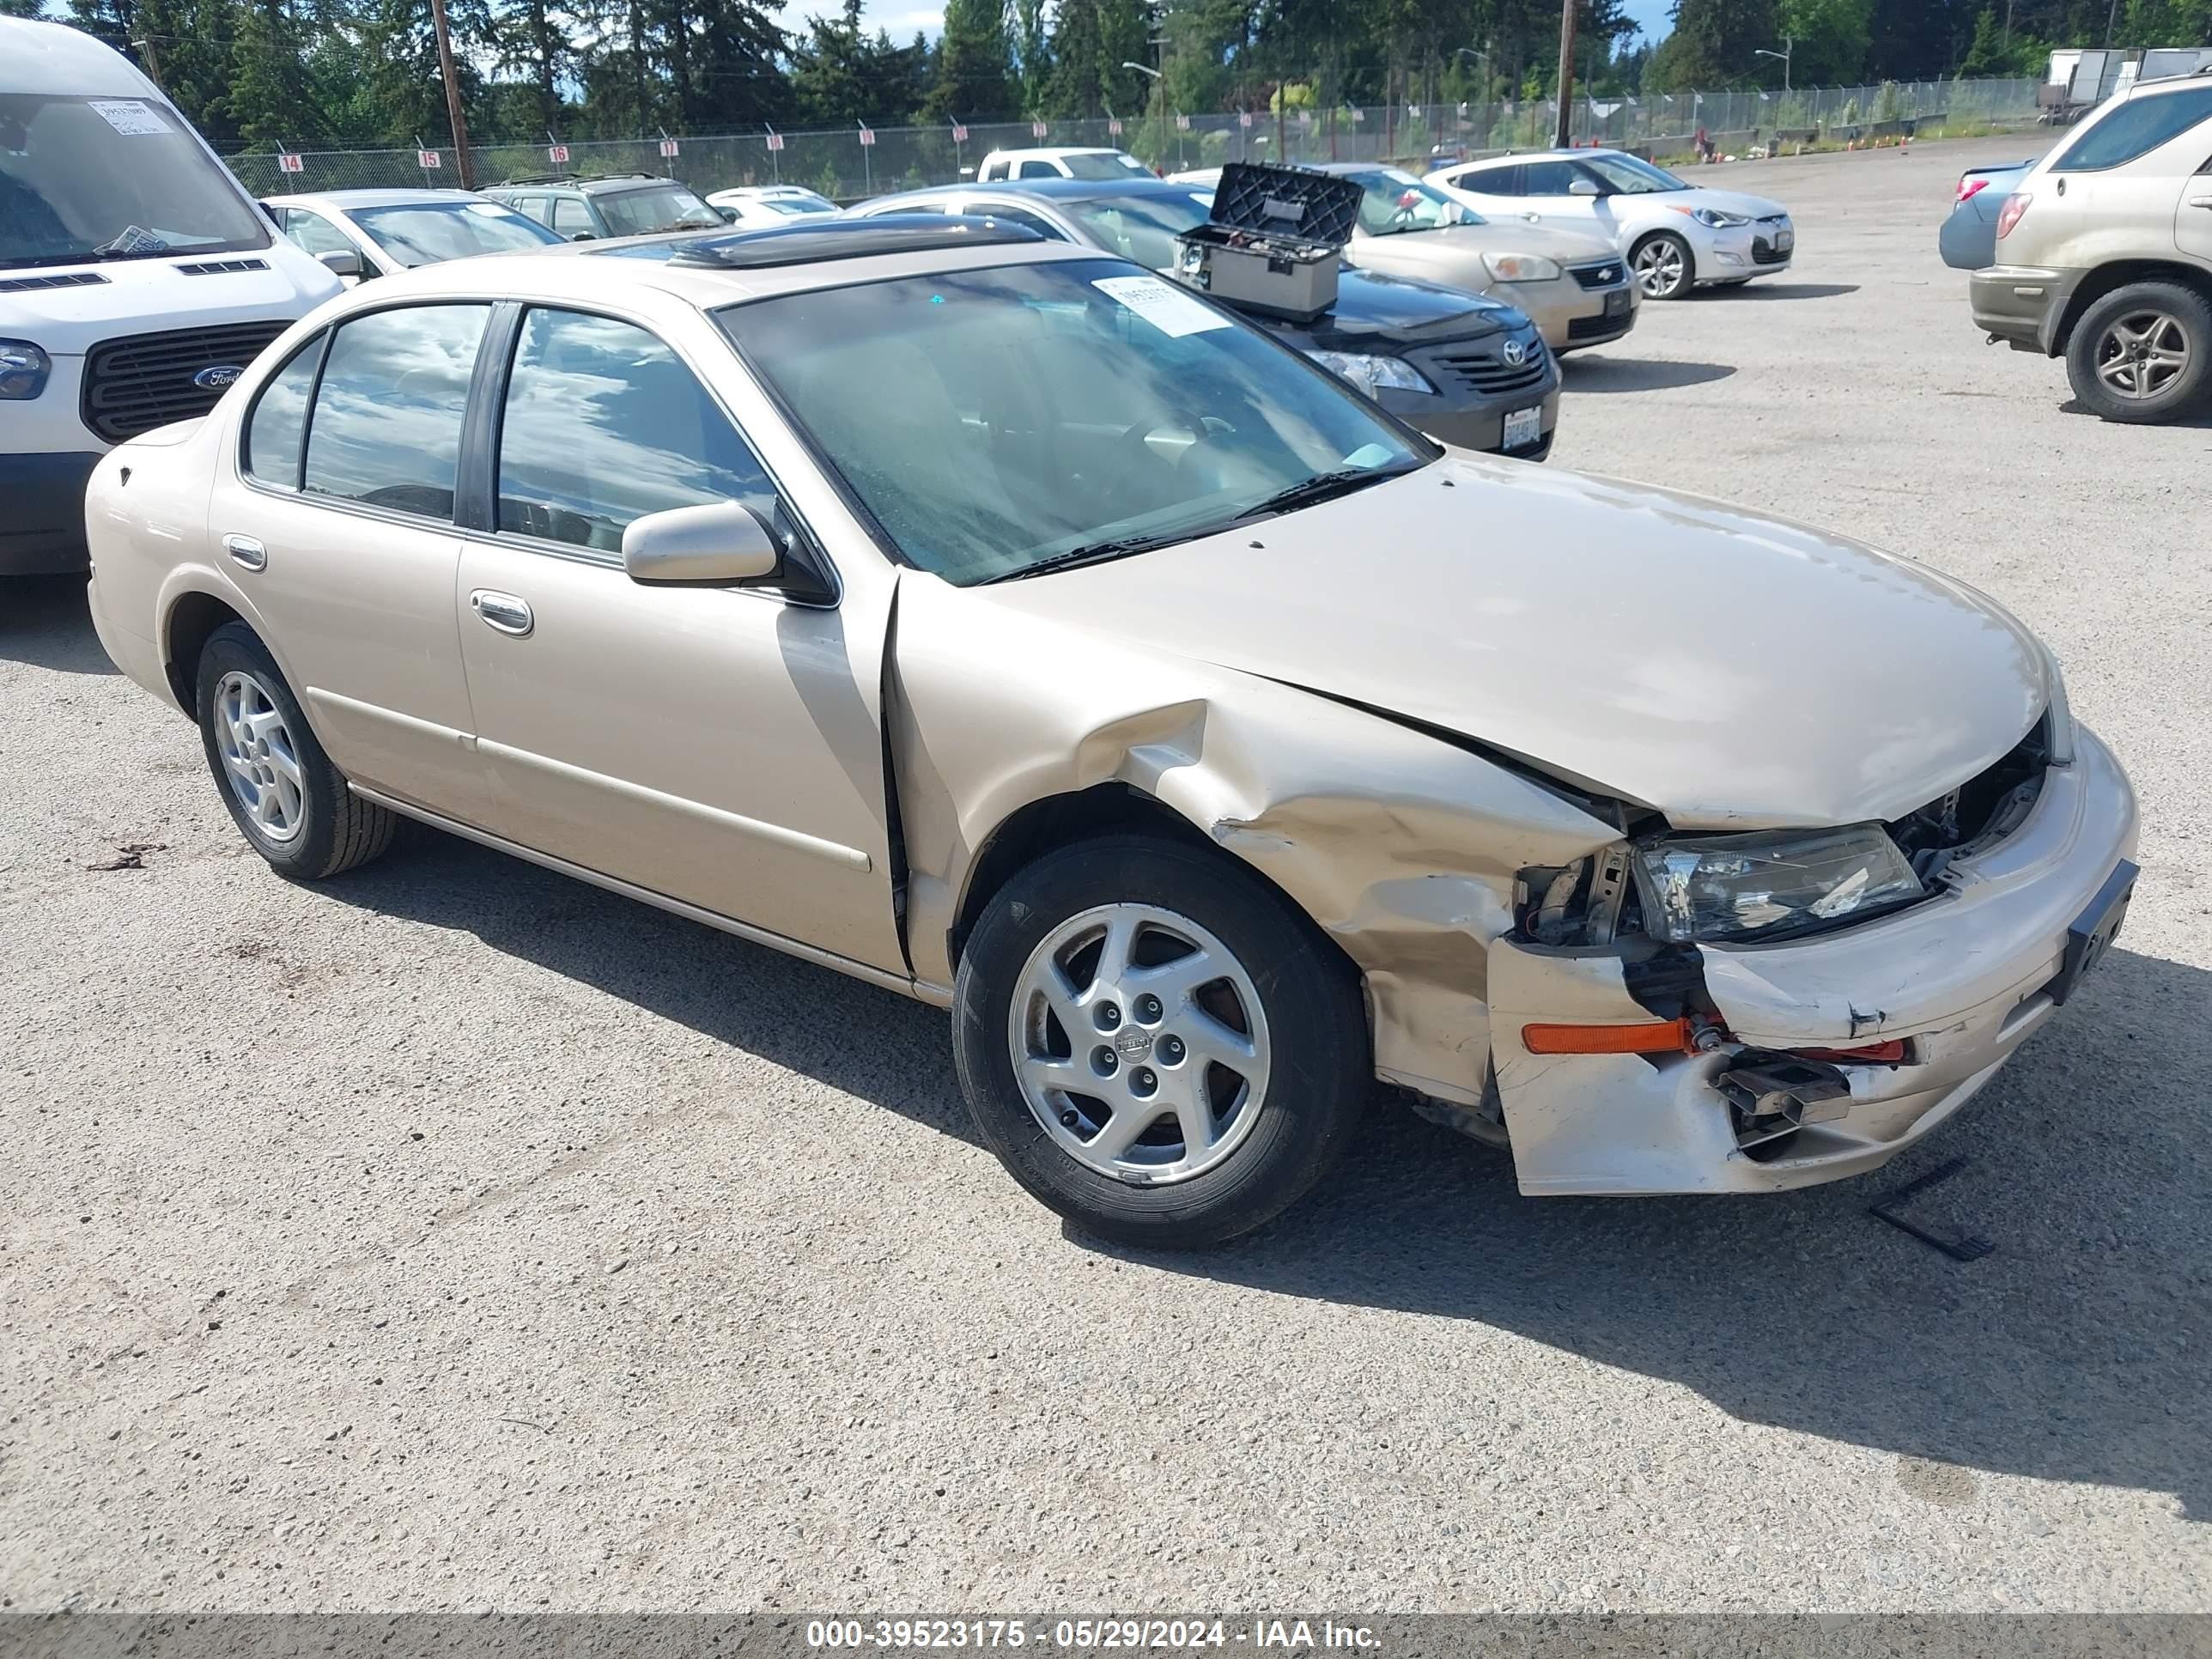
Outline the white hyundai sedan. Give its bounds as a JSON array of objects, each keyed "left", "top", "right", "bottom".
[{"left": 1429, "top": 149, "right": 1796, "bottom": 300}]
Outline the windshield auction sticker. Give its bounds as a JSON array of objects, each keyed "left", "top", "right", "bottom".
[
  {"left": 89, "top": 100, "right": 173, "bottom": 137},
  {"left": 1092, "top": 275, "right": 1232, "bottom": 338}
]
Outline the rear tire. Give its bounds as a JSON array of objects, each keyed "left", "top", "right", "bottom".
[
  {"left": 2064, "top": 281, "right": 2212, "bottom": 424},
  {"left": 195, "top": 622, "right": 396, "bottom": 881},
  {"left": 953, "top": 832, "right": 1370, "bottom": 1249}
]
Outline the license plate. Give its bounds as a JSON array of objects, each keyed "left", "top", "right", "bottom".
[
  {"left": 1774, "top": 228, "right": 1795, "bottom": 252},
  {"left": 1503, "top": 406, "right": 1543, "bottom": 450},
  {"left": 1604, "top": 287, "right": 1631, "bottom": 317},
  {"left": 2048, "top": 860, "right": 2137, "bottom": 1006}
]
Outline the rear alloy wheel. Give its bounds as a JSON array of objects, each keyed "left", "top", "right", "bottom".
[
  {"left": 1632, "top": 231, "right": 1693, "bottom": 300},
  {"left": 2066, "top": 282, "right": 2212, "bottom": 424},
  {"left": 953, "top": 832, "right": 1369, "bottom": 1249}
]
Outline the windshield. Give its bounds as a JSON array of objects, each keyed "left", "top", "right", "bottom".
[
  {"left": 1059, "top": 152, "right": 1154, "bottom": 181},
  {"left": 1344, "top": 168, "right": 1478, "bottom": 234},
  {"left": 1060, "top": 191, "right": 1212, "bottom": 269},
  {"left": 720, "top": 257, "right": 1424, "bottom": 584},
  {"left": 349, "top": 199, "right": 562, "bottom": 265},
  {"left": 1579, "top": 154, "right": 1689, "bottom": 194},
  {"left": 597, "top": 184, "right": 723, "bottom": 236},
  {"left": 0, "top": 93, "right": 270, "bottom": 269}
]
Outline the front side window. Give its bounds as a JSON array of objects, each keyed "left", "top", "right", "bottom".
[
  {"left": 550, "top": 197, "right": 595, "bottom": 237},
  {"left": 0, "top": 93, "right": 271, "bottom": 269},
  {"left": 282, "top": 208, "right": 359, "bottom": 258},
  {"left": 982, "top": 204, "right": 1066, "bottom": 240},
  {"left": 1577, "top": 155, "right": 1688, "bottom": 194},
  {"left": 349, "top": 200, "right": 562, "bottom": 264},
  {"left": 496, "top": 307, "right": 775, "bottom": 553},
  {"left": 243, "top": 332, "right": 325, "bottom": 488},
  {"left": 720, "top": 258, "right": 1425, "bottom": 586},
  {"left": 1018, "top": 160, "right": 1062, "bottom": 179},
  {"left": 2054, "top": 86, "right": 2212, "bottom": 171},
  {"left": 1060, "top": 192, "right": 1211, "bottom": 269},
  {"left": 595, "top": 185, "right": 722, "bottom": 236},
  {"left": 302, "top": 304, "right": 488, "bottom": 519},
  {"left": 1520, "top": 160, "right": 1580, "bottom": 195}
]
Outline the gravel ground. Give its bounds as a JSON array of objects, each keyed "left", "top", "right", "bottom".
[{"left": 3, "top": 134, "right": 2208, "bottom": 1616}]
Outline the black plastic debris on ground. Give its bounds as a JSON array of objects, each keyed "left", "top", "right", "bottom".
[{"left": 1869, "top": 1155, "right": 1994, "bottom": 1261}]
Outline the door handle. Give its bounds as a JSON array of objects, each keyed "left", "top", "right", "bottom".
[
  {"left": 2189, "top": 195, "right": 2212, "bottom": 209},
  {"left": 470, "top": 589, "right": 533, "bottom": 636},
  {"left": 222, "top": 533, "right": 266, "bottom": 571}
]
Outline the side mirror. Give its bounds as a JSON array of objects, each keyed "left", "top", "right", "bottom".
[
  {"left": 568, "top": 229, "right": 596, "bottom": 241},
  {"left": 623, "top": 500, "right": 784, "bottom": 586},
  {"left": 318, "top": 248, "right": 364, "bottom": 276},
  {"left": 1566, "top": 178, "right": 1602, "bottom": 198}
]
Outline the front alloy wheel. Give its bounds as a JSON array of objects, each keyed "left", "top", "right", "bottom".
[{"left": 1632, "top": 232, "right": 1692, "bottom": 300}]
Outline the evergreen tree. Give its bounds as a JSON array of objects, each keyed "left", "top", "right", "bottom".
[
  {"left": 1647, "top": 0, "right": 1780, "bottom": 90},
  {"left": 927, "top": 0, "right": 1018, "bottom": 121},
  {"left": 227, "top": 0, "right": 325, "bottom": 149}
]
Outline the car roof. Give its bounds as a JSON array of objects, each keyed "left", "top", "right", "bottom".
[
  {"left": 338, "top": 216, "right": 1095, "bottom": 310},
  {"left": 491, "top": 174, "right": 687, "bottom": 195},
  {"left": 0, "top": 16, "right": 160, "bottom": 97},
  {"left": 981, "top": 147, "right": 1129, "bottom": 160},
  {"left": 872, "top": 177, "right": 1199, "bottom": 208},
  {"left": 265, "top": 188, "right": 492, "bottom": 210}
]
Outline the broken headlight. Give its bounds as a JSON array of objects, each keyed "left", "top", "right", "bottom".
[{"left": 1630, "top": 826, "right": 1923, "bottom": 945}]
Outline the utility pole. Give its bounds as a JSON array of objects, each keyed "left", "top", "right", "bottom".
[
  {"left": 129, "top": 35, "right": 166, "bottom": 91},
  {"left": 1553, "top": 0, "right": 1577, "bottom": 148},
  {"left": 427, "top": 0, "right": 475, "bottom": 189}
]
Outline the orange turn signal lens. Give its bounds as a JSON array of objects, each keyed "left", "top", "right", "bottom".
[{"left": 1521, "top": 1018, "right": 1698, "bottom": 1055}]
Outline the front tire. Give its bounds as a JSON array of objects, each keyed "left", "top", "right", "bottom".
[
  {"left": 953, "top": 832, "right": 1370, "bottom": 1249},
  {"left": 1632, "top": 231, "right": 1694, "bottom": 301},
  {"left": 2064, "top": 281, "right": 2212, "bottom": 424},
  {"left": 195, "top": 622, "right": 396, "bottom": 880}
]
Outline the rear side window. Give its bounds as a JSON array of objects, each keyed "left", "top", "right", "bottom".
[
  {"left": 302, "top": 305, "right": 488, "bottom": 520},
  {"left": 243, "top": 332, "right": 325, "bottom": 489},
  {"left": 980, "top": 160, "right": 1007, "bottom": 180},
  {"left": 1456, "top": 164, "right": 1519, "bottom": 194},
  {"left": 2054, "top": 86, "right": 2212, "bottom": 171},
  {"left": 495, "top": 307, "right": 775, "bottom": 553},
  {"left": 283, "top": 209, "right": 357, "bottom": 258},
  {"left": 1017, "top": 160, "right": 1061, "bottom": 179}
]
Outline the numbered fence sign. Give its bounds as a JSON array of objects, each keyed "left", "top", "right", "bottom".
[
  {"left": 416, "top": 149, "right": 441, "bottom": 169},
  {"left": 1175, "top": 113, "right": 1190, "bottom": 131},
  {"left": 1030, "top": 120, "right": 1048, "bottom": 138},
  {"left": 277, "top": 151, "right": 304, "bottom": 173},
  {"left": 951, "top": 123, "right": 968, "bottom": 142},
  {"left": 548, "top": 143, "right": 569, "bottom": 163},
  {"left": 857, "top": 125, "right": 875, "bottom": 147},
  {"left": 1237, "top": 112, "right": 1252, "bottom": 128},
  {"left": 765, "top": 131, "right": 785, "bottom": 151},
  {"left": 1297, "top": 109, "right": 1312, "bottom": 128},
  {"left": 1107, "top": 118, "right": 1121, "bottom": 136},
  {"left": 659, "top": 137, "right": 679, "bottom": 158}
]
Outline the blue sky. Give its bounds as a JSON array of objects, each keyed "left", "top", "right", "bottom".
[{"left": 825, "top": 0, "right": 1677, "bottom": 48}]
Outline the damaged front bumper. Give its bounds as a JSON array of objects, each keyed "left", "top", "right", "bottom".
[{"left": 1485, "top": 726, "right": 2137, "bottom": 1195}]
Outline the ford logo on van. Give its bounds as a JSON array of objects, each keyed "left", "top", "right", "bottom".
[{"left": 193, "top": 364, "right": 244, "bottom": 390}]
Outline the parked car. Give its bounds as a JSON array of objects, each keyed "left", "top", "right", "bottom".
[
  {"left": 1427, "top": 149, "right": 1796, "bottom": 300},
  {"left": 0, "top": 15, "right": 341, "bottom": 575},
  {"left": 1970, "top": 70, "right": 2212, "bottom": 422},
  {"left": 84, "top": 216, "right": 2137, "bottom": 1248},
  {"left": 1170, "top": 162, "right": 1638, "bottom": 352},
  {"left": 706, "top": 185, "right": 840, "bottom": 228},
  {"left": 263, "top": 189, "right": 562, "bottom": 283},
  {"left": 1938, "top": 159, "right": 2036, "bottom": 270},
  {"left": 483, "top": 173, "right": 723, "bottom": 240},
  {"left": 975, "top": 147, "right": 1154, "bottom": 183},
  {"left": 851, "top": 182, "right": 1559, "bottom": 458}
]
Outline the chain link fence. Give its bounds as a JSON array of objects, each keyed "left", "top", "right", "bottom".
[{"left": 223, "top": 76, "right": 2044, "bottom": 202}]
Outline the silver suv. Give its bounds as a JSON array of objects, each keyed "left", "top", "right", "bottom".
[{"left": 1971, "top": 70, "right": 2212, "bottom": 422}]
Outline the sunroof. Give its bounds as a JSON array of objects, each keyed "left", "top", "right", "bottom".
[{"left": 591, "top": 215, "right": 1042, "bottom": 270}]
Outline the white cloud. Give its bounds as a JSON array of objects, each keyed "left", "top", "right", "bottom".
[{"left": 788, "top": 0, "right": 946, "bottom": 37}]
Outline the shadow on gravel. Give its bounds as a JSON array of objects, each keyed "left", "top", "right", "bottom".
[
  {"left": 1699, "top": 282, "right": 1861, "bottom": 300},
  {"left": 2058, "top": 397, "right": 2212, "bottom": 430},
  {"left": 1118, "top": 943, "right": 2212, "bottom": 1521},
  {"left": 319, "top": 828, "right": 978, "bottom": 1145},
  {"left": 1563, "top": 358, "right": 1738, "bottom": 393},
  {"left": 0, "top": 576, "right": 118, "bottom": 676}
]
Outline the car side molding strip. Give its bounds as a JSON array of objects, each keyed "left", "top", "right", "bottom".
[{"left": 348, "top": 782, "right": 951, "bottom": 1007}]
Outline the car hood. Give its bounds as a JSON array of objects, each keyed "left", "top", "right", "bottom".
[
  {"left": 1677, "top": 187, "right": 1790, "bottom": 218},
  {"left": 1252, "top": 268, "right": 1526, "bottom": 349},
  {"left": 1352, "top": 221, "right": 1619, "bottom": 276},
  {"left": 978, "top": 454, "right": 2048, "bottom": 830},
  {"left": 0, "top": 247, "right": 337, "bottom": 350}
]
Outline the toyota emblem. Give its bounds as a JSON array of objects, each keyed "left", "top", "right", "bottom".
[
  {"left": 193, "top": 365, "right": 245, "bottom": 390},
  {"left": 1502, "top": 340, "right": 1527, "bottom": 367}
]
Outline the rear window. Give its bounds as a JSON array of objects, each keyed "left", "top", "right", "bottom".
[{"left": 2054, "top": 85, "right": 2212, "bottom": 171}]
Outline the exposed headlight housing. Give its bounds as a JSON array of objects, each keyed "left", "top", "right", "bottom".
[
  {"left": 1482, "top": 252, "right": 1563, "bottom": 283},
  {"left": 0, "top": 339, "right": 52, "bottom": 400},
  {"left": 2038, "top": 641, "right": 2075, "bottom": 766},
  {"left": 1303, "top": 349, "right": 1435, "bottom": 395},
  {"left": 1681, "top": 205, "right": 1752, "bottom": 229},
  {"left": 1631, "top": 825, "right": 1923, "bottom": 944}
]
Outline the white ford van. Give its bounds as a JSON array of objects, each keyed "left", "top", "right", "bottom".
[{"left": 2, "top": 18, "right": 342, "bottom": 574}]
